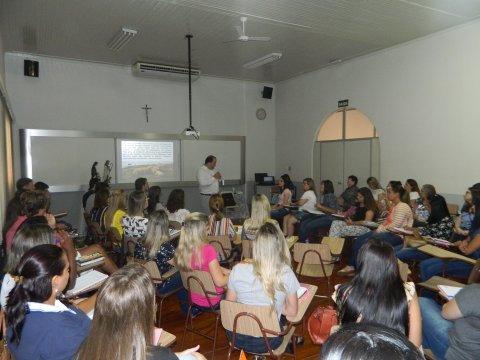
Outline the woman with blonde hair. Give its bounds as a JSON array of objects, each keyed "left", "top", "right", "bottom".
[
  {"left": 75, "top": 264, "right": 203, "bottom": 360},
  {"left": 226, "top": 222, "right": 300, "bottom": 352},
  {"left": 175, "top": 212, "right": 230, "bottom": 310},
  {"left": 104, "top": 189, "right": 126, "bottom": 246},
  {"left": 134, "top": 210, "right": 183, "bottom": 297},
  {"left": 242, "top": 194, "right": 276, "bottom": 241}
]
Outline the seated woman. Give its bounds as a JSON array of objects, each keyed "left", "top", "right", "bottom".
[
  {"left": 166, "top": 189, "right": 190, "bottom": 228},
  {"left": 329, "top": 187, "right": 379, "bottom": 238},
  {"left": 297, "top": 180, "right": 338, "bottom": 242},
  {"left": 6, "top": 244, "right": 91, "bottom": 360},
  {"left": 339, "top": 182, "right": 413, "bottom": 275},
  {"left": 226, "top": 222, "right": 299, "bottom": 353},
  {"left": 367, "top": 176, "right": 386, "bottom": 203},
  {"left": 75, "top": 264, "right": 204, "bottom": 360},
  {"left": 133, "top": 210, "right": 183, "bottom": 296},
  {"left": 89, "top": 187, "right": 110, "bottom": 234},
  {"left": 321, "top": 322, "right": 424, "bottom": 360},
  {"left": 404, "top": 179, "right": 421, "bottom": 207},
  {"left": 175, "top": 212, "right": 230, "bottom": 310},
  {"left": 453, "top": 189, "right": 474, "bottom": 240},
  {"left": 242, "top": 194, "right": 277, "bottom": 241},
  {"left": 418, "top": 185, "right": 480, "bottom": 282},
  {"left": 420, "top": 283, "right": 480, "bottom": 360},
  {"left": 2, "top": 224, "right": 100, "bottom": 314},
  {"left": 146, "top": 185, "right": 165, "bottom": 215},
  {"left": 271, "top": 174, "right": 294, "bottom": 220},
  {"left": 396, "top": 184, "right": 454, "bottom": 262},
  {"left": 207, "top": 194, "right": 236, "bottom": 242},
  {"left": 283, "top": 178, "right": 317, "bottom": 237},
  {"left": 122, "top": 190, "right": 149, "bottom": 238},
  {"left": 103, "top": 189, "right": 126, "bottom": 248},
  {"left": 334, "top": 238, "right": 422, "bottom": 348}
]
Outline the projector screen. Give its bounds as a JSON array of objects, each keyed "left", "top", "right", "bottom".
[{"left": 116, "top": 139, "right": 181, "bottom": 183}]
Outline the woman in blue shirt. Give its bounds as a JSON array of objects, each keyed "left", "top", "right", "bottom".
[{"left": 6, "top": 244, "right": 91, "bottom": 360}]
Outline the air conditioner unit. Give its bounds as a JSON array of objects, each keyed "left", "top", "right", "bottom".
[{"left": 132, "top": 62, "right": 200, "bottom": 81}]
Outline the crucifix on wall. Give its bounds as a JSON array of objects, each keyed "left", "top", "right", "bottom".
[{"left": 141, "top": 104, "right": 152, "bottom": 123}]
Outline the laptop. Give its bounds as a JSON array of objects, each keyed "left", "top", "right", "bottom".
[
  {"left": 221, "top": 192, "right": 237, "bottom": 208},
  {"left": 261, "top": 176, "right": 275, "bottom": 185},
  {"left": 254, "top": 173, "right": 268, "bottom": 184}
]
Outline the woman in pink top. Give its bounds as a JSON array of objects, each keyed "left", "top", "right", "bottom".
[
  {"left": 339, "top": 181, "right": 413, "bottom": 274},
  {"left": 175, "top": 212, "right": 230, "bottom": 309}
]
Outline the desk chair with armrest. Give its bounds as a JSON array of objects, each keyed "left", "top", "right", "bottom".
[{"left": 220, "top": 300, "right": 297, "bottom": 360}]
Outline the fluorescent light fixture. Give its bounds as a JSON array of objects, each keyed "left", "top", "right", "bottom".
[
  {"left": 107, "top": 27, "right": 138, "bottom": 51},
  {"left": 243, "top": 52, "right": 282, "bottom": 69}
]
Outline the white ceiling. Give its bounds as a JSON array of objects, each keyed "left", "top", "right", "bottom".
[{"left": 2, "top": 0, "right": 480, "bottom": 82}]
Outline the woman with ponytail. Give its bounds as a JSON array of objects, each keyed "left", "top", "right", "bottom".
[
  {"left": 339, "top": 181, "right": 413, "bottom": 275},
  {"left": 206, "top": 194, "right": 236, "bottom": 242},
  {"left": 6, "top": 244, "right": 91, "bottom": 360},
  {"left": 225, "top": 222, "right": 300, "bottom": 353}
]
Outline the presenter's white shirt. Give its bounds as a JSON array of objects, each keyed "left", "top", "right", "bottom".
[
  {"left": 299, "top": 190, "right": 317, "bottom": 213},
  {"left": 197, "top": 165, "right": 219, "bottom": 195}
]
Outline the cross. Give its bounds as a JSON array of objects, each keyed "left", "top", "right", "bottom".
[{"left": 141, "top": 104, "right": 152, "bottom": 123}]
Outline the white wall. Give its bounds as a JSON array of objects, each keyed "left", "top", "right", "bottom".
[
  {"left": 5, "top": 53, "right": 276, "bottom": 181},
  {"left": 4, "top": 54, "right": 275, "bottom": 227},
  {"left": 276, "top": 19, "right": 480, "bottom": 197}
]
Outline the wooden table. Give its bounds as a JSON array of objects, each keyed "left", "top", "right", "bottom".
[
  {"left": 287, "top": 283, "right": 318, "bottom": 324},
  {"left": 158, "top": 330, "right": 176, "bottom": 347},
  {"left": 321, "top": 237, "right": 345, "bottom": 256},
  {"left": 418, "top": 244, "right": 476, "bottom": 265}
]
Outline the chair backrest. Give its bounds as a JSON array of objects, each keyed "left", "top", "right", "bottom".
[
  {"left": 143, "top": 260, "right": 162, "bottom": 283},
  {"left": 180, "top": 269, "right": 219, "bottom": 299},
  {"left": 293, "top": 243, "right": 332, "bottom": 264},
  {"left": 208, "top": 235, "right": 232, "bottom": 251},
  {"left": 447, "top": 203, "right": 459, "bottom": 216},
  {"left": 242, "top": 239, "right": 253, "bottom": 259},
  {"left": 220, "top": 300, "right": 280, "bottom": 338},
  {"left": 123, "top": 235, "right": 142, "bottom": 257},
  {"left": 397, "top": 260, "right": 411, "bottom": 282}
]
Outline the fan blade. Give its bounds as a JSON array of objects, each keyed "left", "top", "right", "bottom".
[
  {"left": 223, "top": 39, "right": 241, "bottom": 43},
  {"left": 235, "top": 25, "right": 243, "bottom": 37},
  {"left": 248, "top": 36, "right": 271, "bottom": 41}
]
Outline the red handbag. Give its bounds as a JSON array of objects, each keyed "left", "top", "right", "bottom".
[{"left": 307, "top": 306, "right": 338, "bottom": 345}]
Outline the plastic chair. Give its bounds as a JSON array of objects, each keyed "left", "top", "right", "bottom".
[
  {"left": 293, "top": 243, "right": 335, "bottom": 302},
  {"left": 220, "top": 300, "right": 296, "bottom": 360},
  {"left": 180, "top": 269, "right": 225, "bottom": 360}
]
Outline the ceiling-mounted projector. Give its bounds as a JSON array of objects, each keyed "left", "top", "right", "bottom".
[{"left": 183, "top": 125, "right": 200, "bottom": 140}]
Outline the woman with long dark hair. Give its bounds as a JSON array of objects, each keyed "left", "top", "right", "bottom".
[
  {"left": 339, "top": 182, "right": 413, "bottom": 275},
  {"left": 334, "top": 238, "right": 422, "bottom": 348},
  {"left": 271, "top": 174, "right": 294, "bottom": 220},
  {"left": 6, "top": 244, "right": 91, "bottom": 360},
  {"left": 166, "top": 189, "right": 190, "bottom": 225},
  {"left": 418, "top": 185, "right": 480, "bottom": 281},
  {"left": 329, "top": 187, "right": 379, "bottom": 238}
]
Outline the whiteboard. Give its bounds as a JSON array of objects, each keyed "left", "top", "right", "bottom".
[
  {"left": 30, "top": 136, "right": 115, "bottom": 187},
  {"left": 21, "top": 129, "right": 245, "bottom": 192},
  {"left": 182, "top": 140, "right": 242, "bottom": 181}
]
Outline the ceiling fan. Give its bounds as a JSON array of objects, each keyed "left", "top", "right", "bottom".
[{"left": 225, "top": 17, "right": 271, "bottom": 43}]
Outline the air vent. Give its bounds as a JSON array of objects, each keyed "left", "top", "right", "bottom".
[{"left": 132, "top": 62, "right": 200, "bottom": 81}]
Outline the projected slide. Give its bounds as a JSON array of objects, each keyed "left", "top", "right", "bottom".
[{"left": 116, "top": 140, "right": 181, "bottom": 183}]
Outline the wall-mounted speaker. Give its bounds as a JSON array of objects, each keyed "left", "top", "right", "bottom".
[
  {"left": 24, "top": 60, "right": 39, "bottom": 77},
  {"left": 262, "top": 86, "right": 273, "bottom": 99}
]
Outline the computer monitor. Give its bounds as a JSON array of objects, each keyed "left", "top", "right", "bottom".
[
  {"left": 254, "top": 173, "right": 268, "bottom": 184},
  {"left": 262, "top": 176, "right": 275, "bottom": 185}
]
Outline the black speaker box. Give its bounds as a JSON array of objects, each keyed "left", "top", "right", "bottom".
[
  {"left": 262, "top": 86, "right": 273, "bottom": 99},
  {"left": 24, "top": 60, "right": 39, "bottom": 77}
]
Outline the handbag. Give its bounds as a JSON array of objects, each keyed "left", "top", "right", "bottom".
[
  {"left": 0, "top": 310, "right": 11, "bottom": 360},
  {"left": 307, "top": 305, "right": 338, "bottom": 345}
]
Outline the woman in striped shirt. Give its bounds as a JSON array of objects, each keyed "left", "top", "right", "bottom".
[{"left": 206, "top": 194, "right": 236, "bottom": 242}]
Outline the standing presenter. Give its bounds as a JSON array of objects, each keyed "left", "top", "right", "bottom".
[{"left": 197, "top": 155, "right": 222, "bottom": 213}]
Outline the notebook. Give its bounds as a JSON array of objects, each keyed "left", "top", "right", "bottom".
[
  {"left": 438, "top": 285, "right": 463, "bottom": 300},
  {"left": 66, "top": 270, "right": 108, "bottom": 297}
]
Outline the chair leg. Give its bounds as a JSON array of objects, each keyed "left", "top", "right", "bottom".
[
  {"left": 182, "top": 305, "right": 192, "bottom": 348},
  {"left": 210, "top": 313, "right": 220, "bottom": 360}
]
